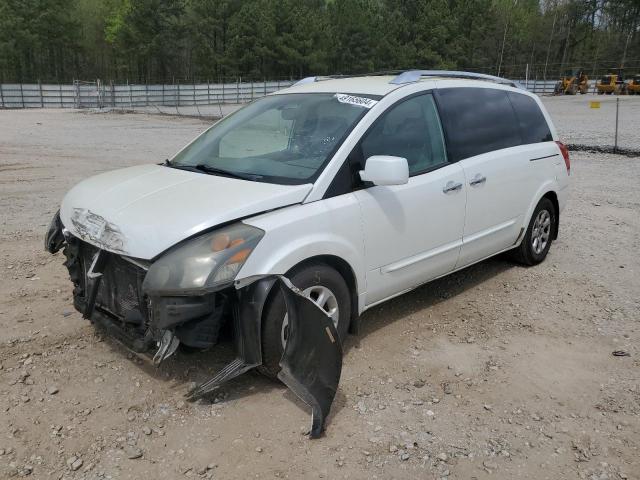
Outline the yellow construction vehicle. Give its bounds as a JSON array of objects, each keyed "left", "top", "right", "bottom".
[
  {"left": 554, "top": 68, "right": 589, "bottom": 95},
  {"left": 626, "top": 74, "right": 640, "bottom": 95},
  {"left": 596, "top": 70, "right": 626, "bottom": 95}
]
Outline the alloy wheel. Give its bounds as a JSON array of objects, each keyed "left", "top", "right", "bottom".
[
  {"left": 531, "top": 209, "right": 551, "bottom": 255},
  {"left": 280, "top": 285, "right": 339, "bottom": 348}
]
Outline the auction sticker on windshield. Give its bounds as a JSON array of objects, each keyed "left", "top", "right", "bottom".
[{"left": 334, "top": 93, "right": 378, "bottom": 109}]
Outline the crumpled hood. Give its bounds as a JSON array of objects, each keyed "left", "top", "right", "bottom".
[{"left": 60, "top": 164, "right": 312, "bottom": 260}]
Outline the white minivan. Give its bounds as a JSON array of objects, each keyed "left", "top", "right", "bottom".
[{"left": 46, "top": 71, "right": 569, "bottom": 380}]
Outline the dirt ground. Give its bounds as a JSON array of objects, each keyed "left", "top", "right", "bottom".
[
  {"left": 1, "top": 99, "right": 639, "bottom": 480},
  {"left": 540, "top": 95, "right": 639, "bottom": 151}
]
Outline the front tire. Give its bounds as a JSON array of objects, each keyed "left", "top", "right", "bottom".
[
  {"left": 511, "top": 198, "right": 556, "bottom": 266},
  {"left": 258, "top": 263, "right": 351, "bottom": 379}
]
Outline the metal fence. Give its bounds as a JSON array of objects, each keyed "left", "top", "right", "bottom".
[
  {"left": 0, "top": 78, "right": 559, "bottom": 109},
  {"left": 517, "top": 79, "right": 557, "bottom": 94},
  {"left": 0, "top": 77, "right": 630, "bottom": 109},
  {"left": 0, "top": 80, "right": 296, "bottom": 109}
]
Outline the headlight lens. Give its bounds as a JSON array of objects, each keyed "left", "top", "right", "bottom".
[{"left": 142, "top": 223, "right": 264, "bottom": 294}]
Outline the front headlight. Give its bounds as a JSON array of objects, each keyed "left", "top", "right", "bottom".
[{"left": 142, "top": 223, "right": 264, "bottom": 295}]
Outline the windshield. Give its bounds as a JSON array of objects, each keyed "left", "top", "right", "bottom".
[{"left": 170, "top": 93, "right": 379, "bottom": 184}]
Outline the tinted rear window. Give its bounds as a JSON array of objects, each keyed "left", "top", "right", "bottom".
[
  {"left": 435, "top": 87, "right": 522, "bottom": 162},
  {"left": 507, "top": 92, "right": 553, "bottom": 144}
]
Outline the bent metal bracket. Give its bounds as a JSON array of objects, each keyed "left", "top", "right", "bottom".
[{"left": 187, "top": 275, "right": 343, "bottom": 439}]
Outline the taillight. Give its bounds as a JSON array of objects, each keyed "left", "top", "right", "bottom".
[{"left": 556, "top": 141, "right": 570, "bottom": 175}]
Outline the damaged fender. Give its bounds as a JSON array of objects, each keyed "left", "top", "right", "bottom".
[{"left": 186, "top": 276, "right": 275, "bottom": 399}]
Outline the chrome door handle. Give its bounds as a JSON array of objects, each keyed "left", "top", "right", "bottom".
[
  {"left": 443, "top": 181, "right": 463, "bottom": 193},
  {"left": 469, "top": 174, "right": 486, "bottom": 186}
]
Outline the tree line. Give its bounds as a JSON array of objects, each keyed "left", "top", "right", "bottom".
[{"left": 0, "top": 0, "right": 638, "bottom": 84}]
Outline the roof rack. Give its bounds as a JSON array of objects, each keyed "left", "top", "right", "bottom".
[
  {"left": 292, "top": 71, "right": 406, "bottom": 87},
  {"left": 389, "top": 70, "right": 521, "bottom": 88},
  {"left": 292, "top": 76, "right": 319, "bottom": 86},
  {"left": 292, "top": 70, "right": 523, "bottom": 89}
]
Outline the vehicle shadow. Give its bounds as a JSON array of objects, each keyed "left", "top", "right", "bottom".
[{"left": 346, "top": 256, "right": 516, "bottom": 352}]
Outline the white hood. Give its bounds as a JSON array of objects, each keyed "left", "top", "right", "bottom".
[{"left": 60, "top": 164, "right": 312, "bottom": 259}]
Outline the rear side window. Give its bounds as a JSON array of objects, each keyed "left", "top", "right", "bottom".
[
  {"left": 507, "top": 92, "right": 552, "bottom": 144},
  {"left": 435, "top": 87, "right": 522, "bottom": 162}
]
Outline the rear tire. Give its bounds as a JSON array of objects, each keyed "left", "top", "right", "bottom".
[
  {"left": 258, "top": 263, "right": 351, "bottom": 379},
  {"left": 511, "top": 198, "right": 556, "bottom": 266}
]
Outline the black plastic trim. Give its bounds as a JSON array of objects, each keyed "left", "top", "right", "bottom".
[
  {"left": 276, "top": 277, "right": 342, "bottom": 438},
  {"left": 45, "top": 210, "right": 65, "bottom": 254},
  {"left": 529, "top": 153, "right": 560, "bottom": 162},
  {"left": 186, "top": 276, "right": 276, "bottom": 399}
]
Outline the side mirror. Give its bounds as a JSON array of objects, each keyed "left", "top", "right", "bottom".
[{"left": 359, "top": 155, "right": 409, "bottom": 186}]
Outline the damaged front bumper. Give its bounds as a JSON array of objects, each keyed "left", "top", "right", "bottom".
[
  {"left": 50, "top": 230, "right": 228, "bottom": 359},
  {"left": 46, "top": 211, "right": 343, "bottom": 437}
]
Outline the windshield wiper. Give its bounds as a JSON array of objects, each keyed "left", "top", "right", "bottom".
[
  {"left": 166, "top": 162, "right": 261, "bottom": 181},
  {"left": 194, "top": 164, "right": 262, "bottom": 181}
]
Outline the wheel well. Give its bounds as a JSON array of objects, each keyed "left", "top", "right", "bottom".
[
  {"left": 542, "top": 191, "right": 560, "bottom": 239},
  {"left": 285, "top": 255, "right": 359, "bottom": 332}
]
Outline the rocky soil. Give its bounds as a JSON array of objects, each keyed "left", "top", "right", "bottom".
[{"left": 0, "top": 103, "right": 639, "bottom": 479}]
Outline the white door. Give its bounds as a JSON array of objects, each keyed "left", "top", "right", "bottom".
[
  {"left": 458, "top": 139, "right": 560, "bottom": 266},
  {"left": 434, "top": 87, "right": 557, "bottom": 267},
  {"left": 458, "top": 147, "right": 529, "bottom": 265},
  {"left": 353, "top": 93, "right": 467, "bottom": 305}
]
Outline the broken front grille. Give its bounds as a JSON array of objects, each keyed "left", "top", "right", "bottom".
[
  {"left": 76, "top": 240, "right": 148, "bottom": 324},
  {"left": 64, "top": 235, "right": 227, "bottom": 352}
]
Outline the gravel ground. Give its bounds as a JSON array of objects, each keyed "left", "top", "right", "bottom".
[
  {"left": 0, "top": 104, "right": 639, "bottom": 480},
  {"left": 540, "top": 95, "right": 640, "bottom": 151}
]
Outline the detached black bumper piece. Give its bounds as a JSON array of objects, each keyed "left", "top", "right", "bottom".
[
  {"left": 187, "top": 276, "right": 343, "bottom": 438},
  {"left": 277, "top": 276, "right": 343, "bottom": 438}
]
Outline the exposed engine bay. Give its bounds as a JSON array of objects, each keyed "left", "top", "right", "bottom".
[{"left": 45, "top": 211, "right": 342, "bottom": 438}]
